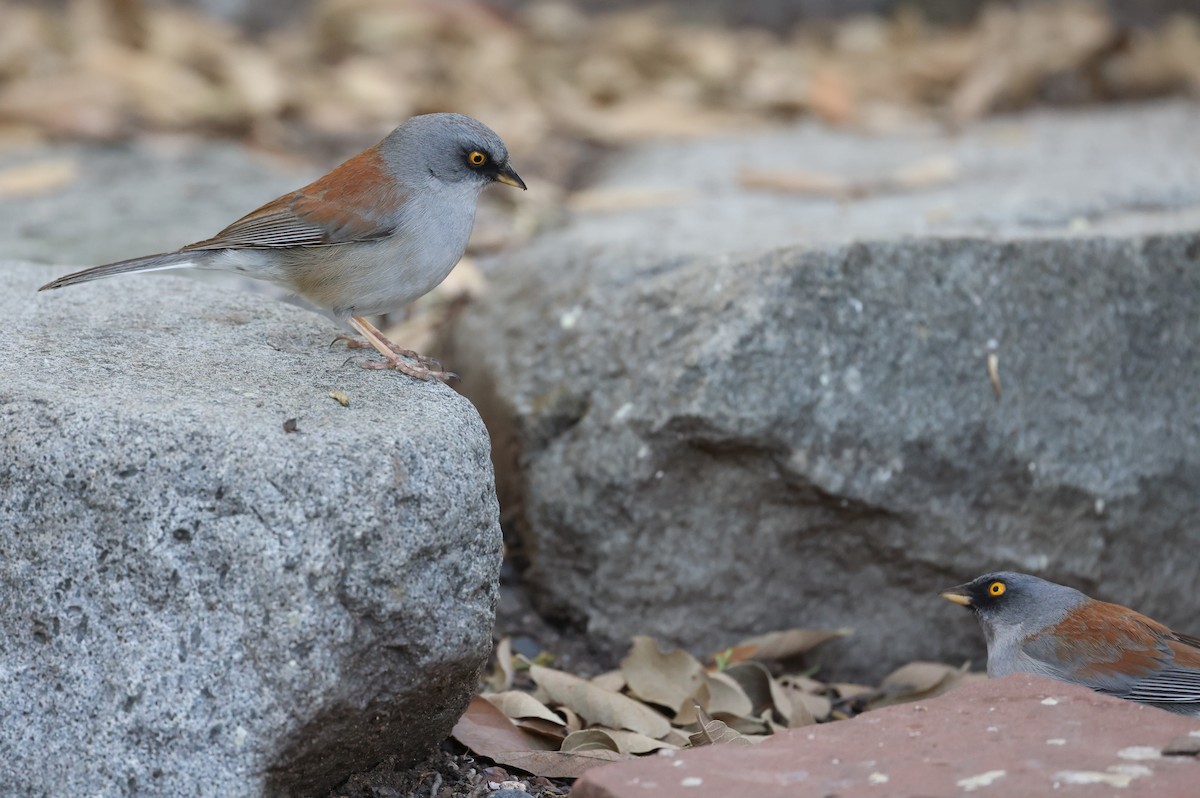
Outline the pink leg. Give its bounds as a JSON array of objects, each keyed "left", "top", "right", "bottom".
[{"left": 346, "top": 317, "right": 456, "bottom": 382}]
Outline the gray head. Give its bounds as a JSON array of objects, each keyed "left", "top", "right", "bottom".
[
  {"left": 380, "top": 113, "right": 525, "bottom": 192},
  {"left": 940, "top": 571, "right": 1089, "bottom": 645}
]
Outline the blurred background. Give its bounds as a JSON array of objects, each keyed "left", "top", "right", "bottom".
[{"left": 3, "top": 0, "right": 1200, "bottom": 180}]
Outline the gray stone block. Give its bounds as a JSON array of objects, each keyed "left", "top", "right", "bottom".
[
  {"left": 0, "top": 262, "right": 502, "bottom": 796},
  {"left": 450, "top": 102, "right": 1200, "bottom": 679}
]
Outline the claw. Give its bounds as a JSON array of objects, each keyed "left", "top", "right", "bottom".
[
  {"left": 345, "top": 316, "right": 453, "bottom": 381},
  {"left": 360, "top": 357, "right": 456, "bottom": 382}
]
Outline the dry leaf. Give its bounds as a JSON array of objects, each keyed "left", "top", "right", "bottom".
[
  {"left": 556, "top": 705, "right": 583, "bottom": 734},
  {"left": 832, "top": 682, "right": 875, "bottom": 700},
  {"left": 701, "top": 671, "right": 753, "bottom": 718},
  {"left": 687, "top": 705, "right": 754, "bottom": 748},
  {"left": 483, "top": 637, "right": 515, "bottom": 693},
  {"left": 721, "top": 627, "right": 850, "bottom": 664},
  {"left": 602, "top": 729, "right": 680, "bottom": 755},
  {"left": 711, "top": 711, "right": 771, "bottom": 735},
  {"left": 483, "top": 691, "right": 564, "bottom": 726},
  {"left": 781, "top": 688, "right": 831, "bottom": 723},
  {"left": 452, "top": 696, "right": 622, "bottom": 778},
  {"left": 514, "top": 717, "right": 569, "bottom": 741},
  {"left": 451, "top": 695, "right": 559, "bottom": 757},
  {"left": 722, "top": 661, "right": 794, "bottom": 725},
  {"left": 327, "top": 391, "right": 349, "bottom": 407},
  {"left": 590, "top": 669, "right": 626, "bottom": 693},
  {"left": 869, "top": 661, "right": 984, "bottom": 709},
  {"left": 560, "top": 729, "right": 620, "bottom": 753},
  {"left": 777, "top": 674, "right": 832, "bottom": 722},
  {"left": 530, "top": 664, "right": 671, "bottom": 739},
  {"left": 620, "top": 636, "right": 705, "bottom": 717}
]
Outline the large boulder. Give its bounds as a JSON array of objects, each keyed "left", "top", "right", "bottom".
[
  {"left": 450, "top": 101, "right": 1200, "bottom": 679},
  {"left": 0, "top": 263, "right": 502, "bottom": 797}
]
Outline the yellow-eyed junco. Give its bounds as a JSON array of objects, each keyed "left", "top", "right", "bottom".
[
  {"left": 942, "top": 571, "right": 1200, "bottom": 716},
  {"left": 39, "top": 113, "right": 526, "bottom": 381}
]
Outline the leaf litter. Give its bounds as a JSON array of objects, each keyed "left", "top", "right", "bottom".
[{"left": 453, "top": 628, "right": 986, "bottom": 782}]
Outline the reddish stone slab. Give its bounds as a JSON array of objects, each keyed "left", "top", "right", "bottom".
[{"left": 572, "top": 675, "right": 1200, "bottom": 798}]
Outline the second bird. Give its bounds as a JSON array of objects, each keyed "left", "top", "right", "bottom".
[
  {"left": 39, "top": 113, "right": 526, "bottom": 381},
  {"left": 942, "top": 571, "right": 1200, "bottom": 717}
]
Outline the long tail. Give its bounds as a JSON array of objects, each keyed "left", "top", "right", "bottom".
[{"left": 38, "top": 252, "right": 199, "bottom": 291}]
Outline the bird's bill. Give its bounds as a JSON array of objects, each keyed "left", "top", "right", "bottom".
[
  {"left": 939, "top": 586, "right": 973, "bottom": 607},
  {"left": 495, "top": 164, "right": 527, "bottom": 190}
]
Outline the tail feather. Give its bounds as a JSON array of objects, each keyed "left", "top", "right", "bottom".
[{"left": 38, "top": 252, "right": 198, "bottom": 291}]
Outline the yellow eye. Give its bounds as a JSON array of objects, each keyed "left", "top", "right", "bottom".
[
  {"left": 989, "top": 581, "right": 1006, "bottom": 597},
  {"left": 468, "top": 150, "right": 487, "bottom": 166}
]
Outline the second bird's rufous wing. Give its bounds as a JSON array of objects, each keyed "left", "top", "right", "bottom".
[{"left": 1023, "top": 599, "right": 1200, "bottom": 706}]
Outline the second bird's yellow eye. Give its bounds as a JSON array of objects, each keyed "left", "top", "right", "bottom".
[
  {"left": 989, "top": 581, "right": 1006, "bottom": 597},
  {"left": 468, "top": 150, "right": 487, "bottom": 166}
]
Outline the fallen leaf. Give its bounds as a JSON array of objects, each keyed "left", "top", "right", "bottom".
[
  {"left": 720, "top": 628, "right": 850, "bottom": 665},
  {"left": 590, "top": 669, "right": 626, "bottom": 693},
  {"left": 484, "top": 637, "right": 515, "bottom": 693},
  {"left": 561, "top": 729, "right": 620, "bottom": 753},
  {"left": 328, "top": 391, "right": 349, "bottom": 407},
  {"left": 451, "top": 695, "right": 559, "bottom": 757},
  {"left": 711, "top": 711, "right": 771, "bottom": 735},
  {"left": 722, "top": 661, "right": 793, "bottom": 724},
  {"left": 530, "top": 664, "right": 671, "bottom": 739},
  {"left": 870, "top": 661, "right": 983, "bottom": 709},
  {"left": 453, "top": 696, "right": 622, "bottom": 777},
  {"left": 514, "top": 717, "right": 569, "bottom": 741},
  {"left": 620, "top": 636, "right": 705, "bottom": 716},
  {"left": 687, "top": 704, "right": 754, "bottom": 748},
  {"left": 778, "top": 674, "right": 833, "bottom": 722},
  {"left": 483, "top": 691, "right": 564, "bottom": 726},
  {"left": 700, "top": 670, "right": 753, "bottom": 718},
  {"left": 602, "top": 729, "right": 680, "bottom": 754},
  {"left": 555, "top": 704, "right": 583, "bottom": 734}
]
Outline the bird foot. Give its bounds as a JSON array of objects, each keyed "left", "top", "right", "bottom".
[
  {"left": 333, "top": 335, "right": 444, "bottom": 370},
  {"left": 361, "top": 355, "right": 458, "bottom": 382}
]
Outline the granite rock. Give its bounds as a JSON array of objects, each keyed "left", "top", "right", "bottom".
[
  {"left": 450, "top": 102, "right": 1200, "bottom": 679},
  {"left": 0, "top": 262, "right": 502, "bottom": 797}
]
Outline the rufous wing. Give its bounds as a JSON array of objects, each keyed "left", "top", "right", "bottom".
[
  {"left": 1024, "top": 599, "right": 1200, "bottom": 706},
  {"left": 183, "top": 147, "right": 405, "bottom": 250}
]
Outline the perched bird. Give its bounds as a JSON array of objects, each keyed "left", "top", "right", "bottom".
[
  {"left": 941, "top": 571, "right": 1200, "bottom": 716},
  {"left": 39, "top": 113, "right": 526, "bottom": 381}
]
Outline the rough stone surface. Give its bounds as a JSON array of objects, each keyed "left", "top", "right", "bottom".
[
  {"left": 0, "top": 263, "right": 502, "bottom": 797},
  {"left": 572, "top": 674, "right": 1200, "bottom": 798},
  {"left": 450, "top": 102, "right": 1200, "bottom": 679}
]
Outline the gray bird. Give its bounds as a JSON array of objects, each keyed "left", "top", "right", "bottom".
[
  {"left": 39, "top": 113, "right": 526, "bottom": 380},
  {"left": 942, "top": 571, "right": 1200, "bottom": 716}
]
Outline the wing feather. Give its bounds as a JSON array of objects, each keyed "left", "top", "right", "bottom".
[
  {"left": 183, "top": 147, "right": 403, "bottom": 251},
  {"left": 1024, "top": 600, "right": 1200, "bottom": 706}
]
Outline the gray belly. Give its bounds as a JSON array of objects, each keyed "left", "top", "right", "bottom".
[{"left": 281, "top": 204, "right": 476, "bottom": 317}]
